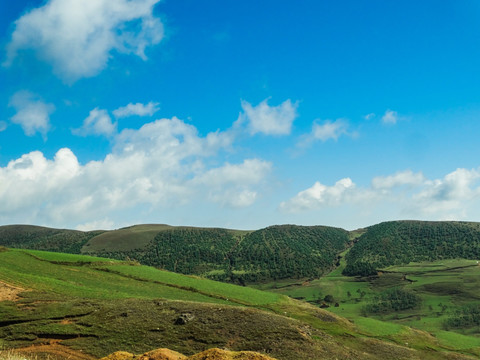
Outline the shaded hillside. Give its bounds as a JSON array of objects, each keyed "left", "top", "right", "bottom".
[
  {"left": 0, "top": 225, "right": 102, "bottom": 254},
  {"left": 343, "top": 220, "right": 480, "bottom": 276}
]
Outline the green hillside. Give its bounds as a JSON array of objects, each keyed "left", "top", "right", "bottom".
[
  {"left": 231, "top": 225, "right": 350, "bottom": 282},
  {"left": 0, "top": 248, "right": 476, "bottom": 360},
  {"left": 0, "top": 223, "right": 350, "bottom": 283},
  {"left": 343, "top": 221, "right": 480, "bottom": 276},
  {"left": 0, "top": 225, "right": 103, "bottom": 254}
]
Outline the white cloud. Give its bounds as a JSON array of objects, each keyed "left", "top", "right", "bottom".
[
  {"left": 0, "top": 121, "right": 7, "bottom": 132},
  {"left": 311, "top": 119, "right": 349, "bottom": 142},
  {"left": 76, "top": 218, "right": 115, "bottom": 231},
  {"left": 194, "top": 159, "right": 272, "bottom": 208},
  {"left": 364, "top": 113, "right": 375, "bottom": 120},
  {"left": 8, "top": 91, "right": 55, "bottom": 137},
  {"left": 113, "top": 102, "right": 160, "bottom": 118},
  {"left": 382, "top": 109, "right": 398, "bottom": 124},
  {"left": 281, "top": 167, "right": 480, "bottom": 224},
  {"left": 297, "top": 119, "right": 351, "bottom": 148},
  {"left": 0, "top": 116, "right": 269, "bottom": 227},
  {"left": 412, "top": 168, "right": 480, "bottom": 215},
  {"left": 280, "top": 178, "right": 356, "bottom": 212},
  {"left": 4, "top": 0, "right": 164, "bottom": 82},
  {"left": 238, "top": 98, "right": 298, "bottom": 136},
  {"left": 372, "top": 170, "right": 425, "bottom": 190},
  {"left": 73, "top": 108, "right": 117, "bottom": 137}
]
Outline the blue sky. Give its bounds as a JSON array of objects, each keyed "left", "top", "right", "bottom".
[{"left": 1, "top": 0, "right": 480, "bottom": 230}]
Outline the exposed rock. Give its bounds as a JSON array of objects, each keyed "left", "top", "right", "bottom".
[{"left": 174, "top": 313, "right": 195, "bottom": 325}]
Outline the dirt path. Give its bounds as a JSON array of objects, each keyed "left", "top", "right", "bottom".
[{"left": 0, "top": 280, "right": 25, "bottom": 301}]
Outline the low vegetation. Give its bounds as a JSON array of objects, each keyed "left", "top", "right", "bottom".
[{"left": 1, "top": 248, "right": 477, "bottom": 359}]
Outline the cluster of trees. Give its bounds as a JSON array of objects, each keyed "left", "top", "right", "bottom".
[
  {"left": 444, "top": 304, "right": 480, "bottom": 330},
  {"left": 363, "top": 287, "right": 422, "bottom": 314},
  {"left": 344, "top": 221, "right": 480, "bottom": 276},
  {"left": 232, "top": 225, "right": 350, "bottom": 282}
]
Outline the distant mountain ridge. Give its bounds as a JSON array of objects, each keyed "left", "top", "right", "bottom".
[{"left": 3, "top": 220, "right": 480, "bottom": 282}]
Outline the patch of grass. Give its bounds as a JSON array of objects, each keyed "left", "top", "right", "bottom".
[{"left": 100, "top": 265, "right": 283, "bottom": 306}]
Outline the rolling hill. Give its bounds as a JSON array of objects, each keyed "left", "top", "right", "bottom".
[
  {"left": 343, "top": 220, "right": 480, "bottom": 276},
  {"left": 0, "top": 224, "right": 351, "bottom": 284},
  {"left": 0, "top": 248, "right": 477, "bottom": 360}
]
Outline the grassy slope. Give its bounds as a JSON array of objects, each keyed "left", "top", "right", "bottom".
[
  {"left": 80, "top": 224, "right": 174, "bottom": 252},
  {"left": 0, "top": 248, "right": 477, "bottom": 360},
  {"left": 265, "top": 249, "right": 480, "bottom": 358}
]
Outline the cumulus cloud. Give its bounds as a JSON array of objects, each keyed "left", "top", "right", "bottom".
[
  {"left": 281, "top": 168, "right": 480, "bottom": 222},
  {"left": 194, "top": 159, "right": 272, "bottom": 208},
  {"left": 73, "top": 108, "right": 117, "bottom": 137},
  {"left": 280, "top": 178, "right": 357, "bottom": 212},
  {"left": 113, "top": 102, "right": 160, "bottom": 118},
  {"left": 8, "top": 91, "right": 55, "bottom": 137},
  {"left": 0, "top": 117, "right": 270, "bottom": 227},
  {"left": 382, "top": 109, "right": 398, "bottom": 124},
  {"left": 413, "top": 168, "right": 480, "bottom": 215},
  {"left": 237, "top": 98, "right": 298, "bottom": 136},
  {"left": 4, "top": 0, "right": 164, "bottom": 82}
]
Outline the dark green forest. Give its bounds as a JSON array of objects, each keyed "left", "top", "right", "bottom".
[
  {"left": 343, "top": 221, "right": 480, "bottom": 276},
  {"left": 0, "top": 225, "right": 103, "bottom": 254}
]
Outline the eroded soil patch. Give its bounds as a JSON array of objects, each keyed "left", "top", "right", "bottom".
[{"left": 0, "top": 281, "right": 25, "bottom": 302}]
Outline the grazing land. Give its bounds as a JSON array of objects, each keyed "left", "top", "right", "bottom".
[{"left": 0, "top": 247, "right": 477, "bottom": 360}]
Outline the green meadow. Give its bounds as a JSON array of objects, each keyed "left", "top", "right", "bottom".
[
  {"left": 1, "top": 247, "right": 479, "bottom": 359},
  {"left": 263, "top": 252, "right": 480, "bottom": 356}
]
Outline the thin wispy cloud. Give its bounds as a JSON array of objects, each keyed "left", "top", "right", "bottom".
[
  {"left": 113, "top": 102, "right": 160, "bottom": 118},
  {"left": 8, "top": 91, "right": 55, "bottom": 137},
  {"left": 382, "top": 109, "right": 398, "bottom": 124},
  {"left": 72, "top": 108, "right": 117, "bottom": 137}
]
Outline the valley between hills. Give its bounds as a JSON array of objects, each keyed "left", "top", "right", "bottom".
[{"left": 1, "top": 220, "right": 480, "bottom": 359}]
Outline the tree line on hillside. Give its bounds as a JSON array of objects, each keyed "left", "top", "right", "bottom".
[
  {"left": 85, "top": 225, "right": 351, "bottom": 283},
  {"left": 343, "top": 221, "right": 480, "bottom": 276}
]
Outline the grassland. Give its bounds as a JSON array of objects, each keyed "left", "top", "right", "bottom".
[
  {"left": 1, "top": 248, "right": 477, "bottom": 360},
  {"left": 263, "top": 251, "right": 480, "bottom": 357}
]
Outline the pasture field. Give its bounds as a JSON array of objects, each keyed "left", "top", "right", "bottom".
[
  {"left": 1, "top": 248, "right": 479, "bottom": 359},
  {"left": 264, "top": 252, "right": 480, "bottom": 356}
]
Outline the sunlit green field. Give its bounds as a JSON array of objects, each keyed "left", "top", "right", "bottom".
[{"left": 259, "top": 251, "right": 480, "bottom": 355}]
